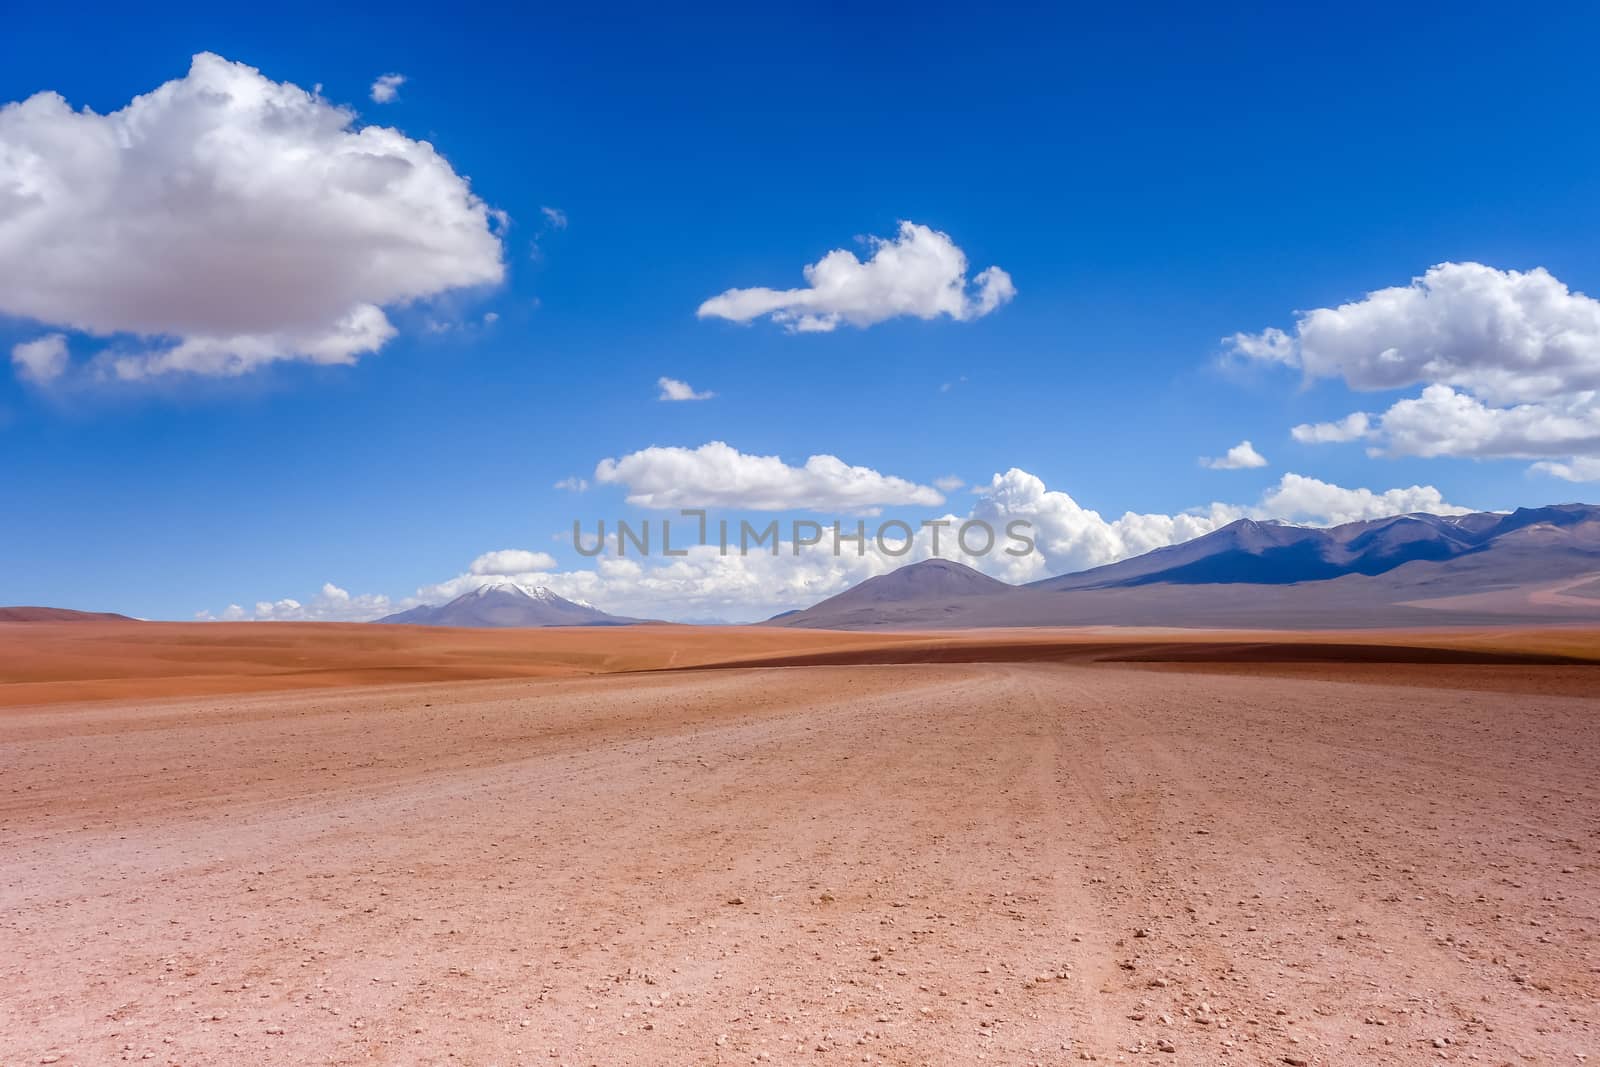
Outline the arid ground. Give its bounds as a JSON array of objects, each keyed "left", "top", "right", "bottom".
[{"left": 3, "top": 623, "right": 1598, "bottom": 1064}]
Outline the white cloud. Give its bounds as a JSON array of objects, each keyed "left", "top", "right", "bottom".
[
  {"left": 1231, "top": 263, "right": 1600, "bottom": 477},
  {"left": 193, "top": 603, "right": 249, "bottom": 621},
  {"left": 967, "top": 469, "right": 1240, "bottom": 581},
  {"left": 1374, "top": 385, "right": 1600, "bottom": 460},
  {"left": 197, "top": 582, "right": 392, "bottom": 622},
  {"left": 657, "top": 376, "right": 715, "bottom": 401},
  {"left": 1226, "top": 325, "right": 1297, "bottom": 365},
  {"left": 469, "top": 549, "right": 559, "bottom": 576},
  {"left": 207, "top": 468, "right": 1467, "bottom": 623},
  {"left": 1256, "top": 472, "right": 1467, "bottom": 526},
  {"left": 369, "top": 73, "right": 405, "bottom": 103},
  {"left": 11, "top": 334, "right": 68, "bottom": 384},
  {"left": 1292, "top": 412, "right": 1372, "bottom": 444},
  {"left": 554, "top": 476, "right": 589, "bottom": 492},
  {"left": 933, "top": 475, "right": 966, "bottom": 492},
  {"left": 1532, "top": 457, "right": 1600, "bottom": 483},
  {"left": 697, "top": 221, "right": 1014, "bottom": 333},
  {"left": 1229, "top": 263, "right": 1600, "bottom": 404},
  {"left": 593, "top": 441, "right": 946, "bottom": 513},
  {"left": 540, "top": 206, "right": 568, "bottom": 230},
  {"left": 0, "top": 53, "right": 503, "bottom": 381},
  {"left": 1202, "top": 440, "right": 1268, "bottom": 470}
]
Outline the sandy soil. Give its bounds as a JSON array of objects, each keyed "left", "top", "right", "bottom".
[
  {"left": 3, "top": 638, "right": 1598, "bottom": 1065},
  {"left": 3, "top": 620, "right": 1598, "bottom": 707}
]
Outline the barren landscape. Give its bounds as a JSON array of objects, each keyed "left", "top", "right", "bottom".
[
  {"left": 10, "top": 8, "right": 1600, "bottom": 1064},
  {"left": 2, "top": 622, "right": 1597, "bottom": 1064}
]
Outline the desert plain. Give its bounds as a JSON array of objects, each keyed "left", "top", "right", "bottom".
[{"left": 2, "top": 620, "right": 1599, "bottom": 1065}]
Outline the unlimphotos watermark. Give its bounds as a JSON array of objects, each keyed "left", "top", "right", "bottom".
[{"left": 572, "top": 509, "right": 1036, "bottom": 559}]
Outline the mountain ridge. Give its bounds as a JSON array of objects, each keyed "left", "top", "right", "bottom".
[{"left": 774, "top": 503, "right": 1600, "bottom": 630}]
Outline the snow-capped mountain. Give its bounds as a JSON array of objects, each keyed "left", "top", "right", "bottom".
[{"left": 376, "top": 583, "right": 638, "bottom": 628}]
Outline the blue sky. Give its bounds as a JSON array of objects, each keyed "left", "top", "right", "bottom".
[{"left": 3, "top": 5, "right": 1599, "bottom": 621}]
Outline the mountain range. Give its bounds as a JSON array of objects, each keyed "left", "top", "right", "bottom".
[
  {"left": 776, "top": 504, "right": 1600, "bottom": 629},
  {"left": 7, "top": 505, "right": 1596, "bottom": 631}
]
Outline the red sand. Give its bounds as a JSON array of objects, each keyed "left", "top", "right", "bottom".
[
  {"left": 2, "top": 624, "right": 1598, "bottom": 1064},
  {"left": 2, "top": 619, "right": 1596, "bottom": 707}
]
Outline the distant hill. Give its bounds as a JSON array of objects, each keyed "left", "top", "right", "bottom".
[
  {"left": 0, "top": 606, "right": 136, "bottom": 623},
  {"left": 773, "top": 504, "right": 1600, "bottom": 629},
  {"left": 773, "top": 559, "right": 1017, "bottom": 630},
  {"left": 375, "top": 584, "right": 638, "bottom": 628}
]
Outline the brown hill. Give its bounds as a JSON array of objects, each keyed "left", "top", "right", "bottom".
[{"left": 0, "top": 606, "right": 136, "bottom": 623}]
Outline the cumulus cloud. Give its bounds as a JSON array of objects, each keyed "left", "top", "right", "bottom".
[
  {"left": 0, "top": 53, "right": 503, "bottom": 382},
  {"left": 540, "top": 206, "right": 568, "bottom": 230},
  {"left": 193, "top": 603, "right": 249, "bottom": 621},
  {"left": 1229, "top": 263, "right": 1600, "bottom": 403},
  {"left": 697, "top": 221, "right": 1014, "bottom": 333},
  {"left": 1292, "top": 412, "right": 1373, "bottom": 444},
  {"left": 1532, "top": 457, "right": 1600, "bottom": 483},
  {"left": 207, "top": 468, "right": 1467, "bottom": 623},
  {"left": 933, "top": 475, "right": 966, "bottom": 493},
  {"left": 554, "top": 476, "right": 589, "bottom": 492},
  {"left": 657, "top": 376, "right": 714, "bottom": 401},
  {"left": 369, "top": 73, "right": 405, "bottom": 103},
  {"left": 966, "top": 469, "right": 1239, "bottom": 581},
  {"left": 1231, "top": 263, "right": 1600, "bottom": 477},
  {"left": 1256, "top": 473, "right": 1467, "bottom": 526},
  {"left": 1376, "top": 385, "right": 1600, "bottom": 460},
  {"left": 469, "top": 549, "right": 559, "bottom": 576},
  {"left": 1202, "top": 440, "right": 1267, "bottom": 470},
  {"left": 11, "top": 334, "right": 68, "bottom": 384},
  {"left": 197, "top": 582, "right": 392, "bottom": 622},
  {"left": 593, "top": 441, "right": 946, "bottom": 513}
]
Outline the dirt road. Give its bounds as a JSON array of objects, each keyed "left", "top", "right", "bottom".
[{"left": 3, "top": 662, "right": 1597, "bottom": 1064}]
